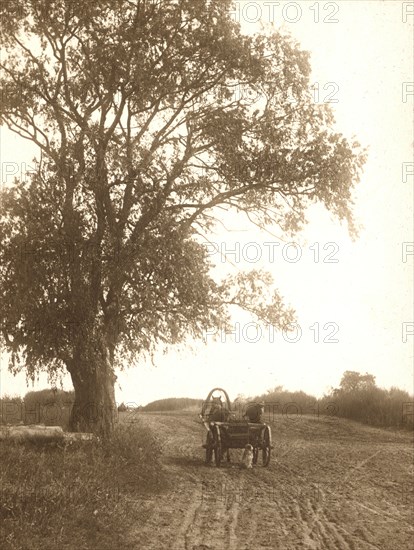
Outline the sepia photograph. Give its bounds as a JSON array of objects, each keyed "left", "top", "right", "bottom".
[{"left": 0, "top": 1, "right": 413, "bottom": 548}]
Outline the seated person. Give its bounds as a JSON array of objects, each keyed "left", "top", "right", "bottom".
[{"left": 244, "top": 402, "right": 265, "bottom": 423}]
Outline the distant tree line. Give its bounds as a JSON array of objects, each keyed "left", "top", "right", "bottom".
[
  {"left": 253, "top": 371, "right": 413, "bottom": 430},
  {"left": 0, "top": 390, "right": 203, "bottom": 426},
  {"left": 0, "top": 389, "right": 74, "bottom": 427},
  {"left": 1, "top": 371, "right": 412, "bottom": 430},
  {"left": 141, "top": 397, "right": 203, "bottom": 412},
  {"left": 320, "top": 371, "right": 413, "bottom": 429}
]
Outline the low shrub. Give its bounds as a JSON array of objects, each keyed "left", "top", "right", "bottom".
[
  {"left": 23, "top": 389, "right": 74, "bottom": 429},
  {"left": 0, "top": 395, "right": 24, "bottom": 425}
]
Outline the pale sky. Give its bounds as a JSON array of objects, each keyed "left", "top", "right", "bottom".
[{"left": 1, "top": 1, "right": 413, "bottom": 405}]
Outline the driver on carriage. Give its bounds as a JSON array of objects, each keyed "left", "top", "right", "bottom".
[{"left": 244, "top": 401, "right": 265, "bottom": 423}]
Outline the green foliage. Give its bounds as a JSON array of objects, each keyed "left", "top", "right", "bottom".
[
  {"left": 338, "top": 370, "right": 376, "bottom": 392},
  {"left": 23, "top": 389, "right": 74, "bottom": 427},
  {"left": 0, "top": 1, "right": 365, "bottom": 404},
  {"left": 254, "top": 373, "right": 413, "bottom": 430},
  {"left": 0, "top": 395, "right": 24, "bottom": 425},
  {"left": 253, "top": 386, "right": 322, "bottom": 418},
  {"left": 0, "top": 389, "right": 75, "bottom": 427},
  {"left": 322, "top": 373, "right": 413, "bottom": 429}
]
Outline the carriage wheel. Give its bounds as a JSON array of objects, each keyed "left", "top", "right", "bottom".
[
  {"left": 213, "top": 426, "right": 222, "bottom": 467},
  {"left": 252, "top": 448, "right": 259, "bottom": 465},
  {"left": 262, "top": 425, "right": 271, "bottom": 467},
  {"left": 205, "top": 431, "right": 213, "bottom": 464}
]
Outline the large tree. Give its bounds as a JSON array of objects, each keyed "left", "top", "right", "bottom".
[{"left": 0, "top": 0, "right": 365, "bottom": 436}]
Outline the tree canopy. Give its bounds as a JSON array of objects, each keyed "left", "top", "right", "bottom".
[
  {"left": 337, "top": 371, "right": 377, "bottom": 393},
  {"left": 0, "top": 0, "right": 366, "bottom": 434}
]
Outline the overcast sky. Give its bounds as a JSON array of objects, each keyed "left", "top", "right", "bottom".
[{"left": 1, "top": 1, "right": 413, "bottom": 405}]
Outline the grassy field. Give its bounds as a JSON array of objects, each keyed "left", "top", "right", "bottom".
[
  {"left": 0, "top": 414, "right": 166, "bottom": 550},
  {"left": 1, "top": 408, "right": 413, "bottom": 549}
]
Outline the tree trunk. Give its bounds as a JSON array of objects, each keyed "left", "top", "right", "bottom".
[{"left": 67, "top": 335, "right": 117, "bottom": 438}]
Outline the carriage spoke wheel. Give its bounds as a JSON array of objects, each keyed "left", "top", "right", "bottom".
[
  {"left": 262, "top": 425, "right": 271, "bottom": 467},
  {"left": 253, "top": 448, "right": 259, "bottom": 465},
  {"left": 213, "top": 425, "right": 222, "bottom": 467},
  {"left": 205, "top": 431, "right": 213, "bottom": 464}
]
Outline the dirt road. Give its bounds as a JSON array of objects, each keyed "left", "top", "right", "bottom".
[{"left": 126, "top": 412, "right": 413, "bottom": 550}]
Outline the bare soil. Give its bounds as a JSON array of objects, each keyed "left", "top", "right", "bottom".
[{"left": 124, "top": 412, "right": 414, "bottom": 550}]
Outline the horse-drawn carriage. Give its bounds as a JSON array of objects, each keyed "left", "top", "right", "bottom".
[{"left": 200, "top": 387, "right": 272, "bottom": 467}]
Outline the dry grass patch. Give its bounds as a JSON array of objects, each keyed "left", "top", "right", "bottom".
[{"left": 0, "top": 421, "right": 165, "bottom": 550}]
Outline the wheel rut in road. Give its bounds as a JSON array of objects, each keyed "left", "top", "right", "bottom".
[{"left": 126, "top": 412, "right": 414, "bottom": 550}]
